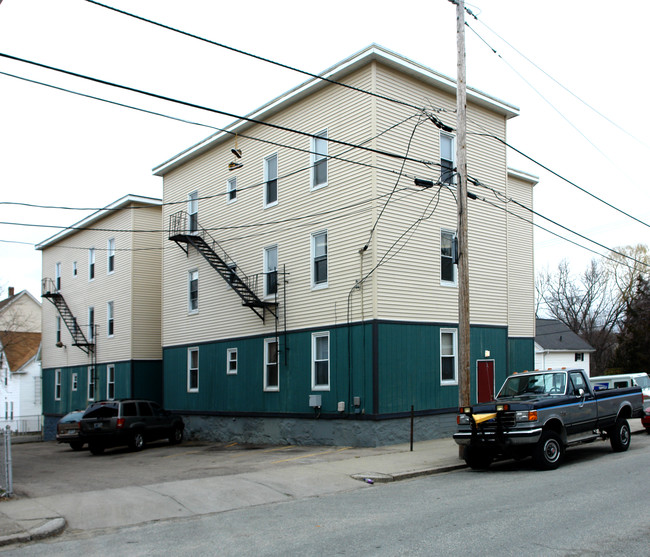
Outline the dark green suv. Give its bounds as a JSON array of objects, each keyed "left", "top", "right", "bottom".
[{"left": 79, "top": 399, "right": 184, "bottom": 455}]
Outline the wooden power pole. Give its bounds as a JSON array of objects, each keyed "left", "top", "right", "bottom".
[{"left": 455, "top": 0, "right": 471, "bottom": 409}]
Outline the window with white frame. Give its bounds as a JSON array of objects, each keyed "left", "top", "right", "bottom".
[
  {"left": 71, "top": 372, "right": 78, "bottom": 392},
  {"left": 440, "top": 230, "right": 457, "bottom": 285},
  {"left": 440, "top": 133, "right": 455, "bottom": 184},
  {"left": 227, "top": 177, "right": 237, "bottom": 203},
  {"left": 107, "top": 364, "right": 115, "bottom": 400},
  {"left": 188, "top": 270, "right": 199, "bottom": 313},
  {"left": 311, "top": 332, "right": 330, "bottom": 390},
  {"left": 55, "top": 262, "right": 61, "bottom": 291},
  {"left": 311, "top": 231, "right": 328, "bottom": 288},
  {"left": 264, "top": 338, "right": 279, "bottom": 391},
  {"left": 55, "top": 369, "right": 62, "bottom": 401},
  {"left": 55, "top": 316, "right": 62, "bottom": 344},
  {"left": 440, "top": 329, "right": 458, "bottom": 385},
  {"left": 107, "top": 238, "right": 115, "bottom": 274},
  {"left": 87, "top": 366, "right": 96, "bottom": 401},
  {"left": 107, "top": 301, "right": 114, "bottom": 337},
  {"left": 264, "top": 153, "right": 278, "bottom": 207},
  {"left": 187, "top": 348, "right": 199, "bottom": 392},
  {"left": 226, "top": 348, "right": 238, "bottom": 375},
  {"left": 88, "top": 248, "right": 95, "bottom": 280},
  {"left": 72, "top": 261, "right": 77, "bottom": 277},
  {"left": 88, "top": 306, "right": 95, "bottom": 341},
  {"left": 188, "top": 191, "right": 198, "bottom": 233},
  {"left": 264, "top": 245, "right": 278, "bottom": 297},
  {"left": 311, "top": 130, "right": 328, "bottom": 189}
]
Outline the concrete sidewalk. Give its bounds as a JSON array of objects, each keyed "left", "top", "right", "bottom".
[{"left": 0, "top": 419, "right": 645, "bottom": 547}]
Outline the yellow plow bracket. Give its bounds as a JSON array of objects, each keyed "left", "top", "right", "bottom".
[{"left": 473, "top": 413, "right": 497, "bottom": 424}]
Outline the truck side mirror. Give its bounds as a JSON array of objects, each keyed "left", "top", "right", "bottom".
[{"left": 577, "top": 388, "right": 585, "bottom": 398}]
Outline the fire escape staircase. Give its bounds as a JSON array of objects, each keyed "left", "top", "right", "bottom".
[
  {"left": 169, "top": 211, "right": 277, "bottom": 322},
  {"left": 41, "top": 278, "right": 95, "bottom": 354}
]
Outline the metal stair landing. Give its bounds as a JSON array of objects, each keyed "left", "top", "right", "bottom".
[{"left": 169, "top": 211, "right": 276, "bottom": 322}]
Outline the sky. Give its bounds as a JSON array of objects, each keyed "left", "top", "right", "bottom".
[{"left": 0, "top": 0, "right": 648, "bottom": 299}]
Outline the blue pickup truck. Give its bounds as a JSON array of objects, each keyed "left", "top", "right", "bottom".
[{"left": 453, "top": 368, "right": 644, "bottom": 470}]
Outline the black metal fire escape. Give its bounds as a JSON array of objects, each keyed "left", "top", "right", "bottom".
[
  {"left": 41, "top": 278, "right": 95, "bottom": 354},
  {"left": 168, "top": 211, "right": 277, "bottom": 322}
]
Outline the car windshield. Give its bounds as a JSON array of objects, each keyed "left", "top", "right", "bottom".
[
  {"left": 497, "top": 372, "right": 567, "bottom": 398},
  {"left": 59, "top": 411, "right": 84, "bottom": 423},
  {"left": 83, "top": 403, "right": 119, "bottom": 419}
]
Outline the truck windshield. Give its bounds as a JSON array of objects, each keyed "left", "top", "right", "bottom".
[{"left": 497, "top": 372, "right": 567, "bottom": 398}]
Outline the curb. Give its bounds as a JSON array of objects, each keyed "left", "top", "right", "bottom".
[
  {"left": 351, "top": 463, "right": 467, "bottom": 484},
  {"left": 0, "top": 518, "right": 66, "bottom": 547}
]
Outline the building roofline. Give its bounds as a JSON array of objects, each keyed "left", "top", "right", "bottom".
[
  {"left": 508, "top": 167, "right": 539, "bottom": 186},
  {"left": 153, "top": 44, "right": 519, "bottom": 177},
  {"left": 35, "top": 194, "right": 162, "bottom": 250}
]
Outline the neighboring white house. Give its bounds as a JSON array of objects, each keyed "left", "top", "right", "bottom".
[
  {"left": 535, "top": 318, "right": 595, "bottom": 376},
  {"left": 0, "top": 288, "right": 42, "bottom": 432}
]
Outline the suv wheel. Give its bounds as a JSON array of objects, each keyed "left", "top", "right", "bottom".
[
  {"left": 169, "top": 425, "right": 183, "bottom": 445},
  {"left": 89, "top": 442, "right": 105, "bottom": 456},
  {"left": 129, "top": 431, "right": 145, "bottom": 452}
]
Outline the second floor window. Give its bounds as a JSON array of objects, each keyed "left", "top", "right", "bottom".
[
  {"left": 264, "top": 246, "right": 278, "bottom": 297},
  {"left": 55, "top": 316, "right": 62, "bottom": 344},
  {"left": 311, "top": 130, "right": 328, "bottom": 189},
  {"left": 312, "top": 231, "right": 328, "bottom": 288},
  {"left": 227, "top": 177, "right": 237, "bottom": 203},
  {"left": 88, "top": 306, "right": 95, "bottom": 341},
  {"left": 88, "top": 248, "right": 95, "bottom": 281},
  {"left": 188, "top": 270, "right": 199, "bottom": 312},
  {"left": 188, "top": 191, "right": 198, "bottom": 233},
  {"left": 264, "top": 154, "right": 278, "bottom": 207},
  {"left": 107, "top": 301, "right": 114, "bottom": 337},
  {"left": 441, "top": 230, "right": 456, "bottom": 285},
  {"left": 107, "top": 238, "right": 115, "bottom": 273}
]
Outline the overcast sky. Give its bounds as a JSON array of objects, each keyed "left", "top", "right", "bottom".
[{"left": 0, "top": 0, "right": 648, "bottom": 299}]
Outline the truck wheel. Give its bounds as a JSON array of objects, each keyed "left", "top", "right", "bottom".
[
  {"left": 609, "top": 418, "right": 630, "bottom": 452},
  {"left": 533, "top": 431, "right": 564, "bottom": 470},
  {"left": 463, "top": 446, "right": 493, "bottom": 470},
  {"left": 89, "top": 442, "right": 104, "bottom": 456}
]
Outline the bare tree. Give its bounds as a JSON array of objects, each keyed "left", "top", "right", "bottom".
[
  {"left": 536, "top": 259, "right": 625, "bottom": 374},
  {"left": 604, "top": 244, "right": 649, "bottom": 305}
]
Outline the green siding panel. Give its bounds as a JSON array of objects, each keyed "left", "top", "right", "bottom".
[{"left": 508, "top": 337, "right": 535, "bottom": 375}]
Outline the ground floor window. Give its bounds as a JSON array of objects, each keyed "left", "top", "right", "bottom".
[
  {"left": 107, "top": 365, "right": 115, "bottom": 400},
  {"left": 264, "top": 338, "right": 279, "bottom": 391},
  {"left": 440, "top": 329, "right": 458, "bottom": 385},
  {"left": 311, "top": 332, "right": 330, "bottom": 390},
  {"left": 87, "top": 366, "right": 96, "bottom": 401},
  {"left": 188, "top": 348, "right": 199, "bottom": 392},
  {"left": 227, "top": 348, "right": 238, "bottom": 375}
]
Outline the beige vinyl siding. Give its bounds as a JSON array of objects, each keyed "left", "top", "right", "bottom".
[
  {"left": 0, "top": 295, "right": 41, "bottom": 333},
  {"left": 506, "top": 172, "right": 536, "bottom": 336}
]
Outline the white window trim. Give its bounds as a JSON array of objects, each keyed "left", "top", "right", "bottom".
[
  {"left": 71, "top": 372, "right": 78, "bottom": 392},
  {"left": 188, "top": 269, "right": 199, "bottom": 314},
  {"left": 227, "top": 176, "right": 237, "bottom": 204},
  {"left": 55, "top": 262, "right": 61, "bottom": 291},
  {"left": 440, "top": 328, "right": 458, "bottom": 386},
  {"left": 54, "top": 369, "right": 62, "bottom": 401},
  {"left": 440, "top": 229, "right": 457, "bottom": 287},
  {"left": 440, "top": 132, "right": 456, "bottom": 185},
  {"left": 311, "top": 230, "right": 328, "bottom": 290},
  {"left": 311, "top": 332, "right": 330, "bottom": 391},
  {"left": 263, "top": 153, "right": 279, "bottom": 208},
  {"left": 107, "top": 364, "right": 115, "bottom": 400},
  {"left": 263, "top": 245, "right": 278, "bottom": 300},
  {"left": 88, "top": 307, "right": 95, "bottom": 342},
  {"left": 310, "top": 129, "right": 328, "bottom": 190},
  {"left": 107, "top": 301, "right": 114, "bottom": 338},
  {"left": 72, "top": 261, "right": 78, "bottom": 278},
  {"left": 263, "top": 338, "right": 279, "bottom": 392},
  {"left": 107, "top": 238, "right": 115, "bottom": 274},
  {"left": 87, "top": 366, "right": 96, "bottom": 401},
  {"left": 226, "top": 348, "right": 238, "bottom": 375},
  {"left": 55, "top": 316, "right": 62, "bottom": 344},
  {"left": 88, "top": 248, "right": 95, "bottom": 281},
  {"left": 187, "top": 347, "right": 199, "bottom": 392}
]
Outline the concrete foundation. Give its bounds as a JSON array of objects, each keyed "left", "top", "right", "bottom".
[{"left": 182, "top": 413, "right": 458, "bottom": 447}]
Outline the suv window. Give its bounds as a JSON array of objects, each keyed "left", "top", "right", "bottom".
[
  {"left": 122, "top": 402, "right": 137, "bottom": 417},
  {"left": 150, "top": 402, "right": 165, "bottom": 416},
  {"left": 84, "top": 403, "right": 119, "bottom": 419},
  {"left": 138, "top": 401, "right": 153, "bottom": 416}
]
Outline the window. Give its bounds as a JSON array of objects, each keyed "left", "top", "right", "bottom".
[
  {"left": 264, "top": 246, "right": 278, "bottom": 297},
  {"left": 88, "top": 366, "right": 96, "bottom": 401},
  {"left": 227, "top": 348, "right": 238, "bottom": 375},
  {"left": 88, "top": 248, "right": 95, "bottom": 280},
  {"left": 88, "top": 307, "right": 95, "bottom": 341},
  {"left": 440, "top": 329, "right": 458, "bottom": 385},
  {"left": 188, "top": 191, "right": 198, "bottom": 233},
  {"left": 227, "top": 177, "right": 237, "bottom": 203},
  {"left": 311, "top": 231, "right": 328, "bottom": 288},
  {"left": 107, "top": 238, "right": 115, "bottom": 274},
  {"left": 71, "top": 372, "right": 78, "bottom": 392},
  {"left": 188, "top": 270, "right": 199, "bottom": 312},
  {"left": 441, "top": 230, "right": 457, "bottom": 285},
  {"left": 311, "top": 130, "right": 328, "bottom": 189},
  {"left": 440, "top": 133, "right": 455, "bottom": 184},
  {"left": 107, "top": 365, "right": 115, "bottom": 400},
  {"left": 107, "top": 301, "right": 114, "bottom": 337},
  {"left": 55, "top": 316, "right": 62, "bottom": 344},
  {"left": 264, "top": 338, "right": 279, "bottom": 391},
  {"left": 55, "top": 262, "right": 61, "bottom": 291},
  {"left": 188, "top": 348, "right": 199, "bottom": 392},
  {"left": 264, "top": 153, "right": 278, "bottom": 207},
  {"left": 312, "top": 332, "right": 330, "bottom": 390},
  {"left": 55, "top": 369, "right": 62, "bottom": 401},
  {"left": 575, "top": 353, "right": 584, "bottom": 362},
  {"left": 72, "top": 261, "right": 77, "bottom": 277}
]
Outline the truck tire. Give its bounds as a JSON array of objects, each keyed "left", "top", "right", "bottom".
[
  {"left": 609, "top": 418, "right": 630, "bottom": 452},
  {"left": 533, "top": 431, "right": 564, "bottom": 470},
  {"left": 89, "top": 442, "right": 104, "bottom": 456},
  {"left": 463, "top": 445, "right": 493, "bottom": 470}
]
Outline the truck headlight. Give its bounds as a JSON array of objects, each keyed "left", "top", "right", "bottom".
[
  {"left": 457, "top": 414, "right": 470, "bottom": 425},
  {"left": 516, "top": 410, "right": 538, "bottom": 422}
]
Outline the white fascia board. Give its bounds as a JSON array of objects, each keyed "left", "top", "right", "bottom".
[
  {"left": 508, "top": 167, "right": 539, "bottom": 186},
  {"left": 35, "top": 194, "right": 162, "bottom": 250},
  {"left": 153, "top": 44, "right": 519, "bottom": 177}
]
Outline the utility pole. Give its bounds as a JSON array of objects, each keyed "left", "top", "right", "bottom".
[{"left": 455, "top": 0, "right": 471, "bottom": 410}]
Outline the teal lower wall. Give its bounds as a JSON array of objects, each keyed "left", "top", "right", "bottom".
[
  {"left": 508, "top": 337, "right": 536, "bottom": 375},
  {"left": 163, "top": 321, "right": 532, "bottom": 417}
]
